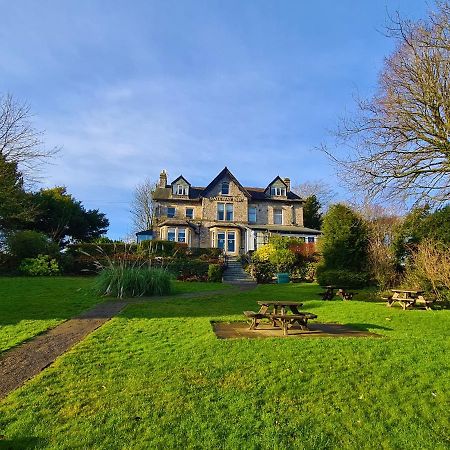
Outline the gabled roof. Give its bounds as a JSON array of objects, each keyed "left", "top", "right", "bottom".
[
  {"left": 171, "top": 175, "right": 191, "bottom": 186},
  {"left": 265, "top": 176, "right": 288, "bottom": 192},
  {"left": 202, "top": 167, "right": 251, "bottom": 198}
]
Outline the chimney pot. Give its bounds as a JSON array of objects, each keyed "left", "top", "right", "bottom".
[
  {"left": 283, "top": 177, "right": 291, "bottom": 192},
  {"left": 159, "top": 170, "right": 168, "bottom": 188}
]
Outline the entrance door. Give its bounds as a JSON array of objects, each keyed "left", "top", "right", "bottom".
[
  {"left": 227, "top": 231, "right": 235, "bottom": 253},
  {"left": 216, "top": 230, "right": 237, "bottom": 254}
]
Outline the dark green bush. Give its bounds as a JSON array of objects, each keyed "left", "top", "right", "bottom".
[
  {"left": 94, "top": 267, "right": 172, "bottom": 298},
  {"left": 6, "top": 230, "right": 59, "bottom": 260},
  {"left": 188, "top": 248, "right": 223, "bottom": 259},
  {"left": 316, "top": 267, "right": 370, "bottom": 288},
  {"left": 0, "top": 253, "right": 20, "bottom": 274},
  {"left": 67, "top": 242, "right": 135, "bottom": 257},
  {"left": 208, "top": 264, "right": 224, "bottom": 282},
  {"left": 166, "top": 259, "right": 210, "bottom": 281}
]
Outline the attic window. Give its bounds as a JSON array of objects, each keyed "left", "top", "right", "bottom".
[
  {"left": 271, "top": 187, "right": 286, "bottom": 196},
  {"left": 221, "top": 181, "right": 230, "bottom": 195},
  {"left": 177, "top": 184, "right": 188, "bottom": 195}
]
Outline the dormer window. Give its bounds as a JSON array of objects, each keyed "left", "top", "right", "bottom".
[
  {"left": 221, "top": 181, "right": 230, "bottom": 195},
  {"left": 177, "top": 184, "right": 188, "bottom": 196},
  {"left": 271, "top": 187, "right": 286, "bottom": 196}
]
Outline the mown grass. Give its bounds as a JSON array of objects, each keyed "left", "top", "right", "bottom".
[
  {"left": 0, "top": 281, "right": 449, "bottom": 449},
  {"left": 0, "top": 277, "right": 101, "bottom": 353},
  {"left": 0, "top": 277, "right": 228, "bottom": 354}
]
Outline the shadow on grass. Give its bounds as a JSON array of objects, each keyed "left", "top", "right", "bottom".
[
  {"left": 0, "top": 437, "right": 47, "bottom": 449},
  {"left": 344, "top": 323, "right": 393, "bottom": 331}
]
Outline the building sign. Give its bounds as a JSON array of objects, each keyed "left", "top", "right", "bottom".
[{"left": 210, "top": 196, "right": 245, "bottom": 202}]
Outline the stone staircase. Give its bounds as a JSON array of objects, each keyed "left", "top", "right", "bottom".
[{"left": 222, "top": 257, "right": 256, "bottom": 284}]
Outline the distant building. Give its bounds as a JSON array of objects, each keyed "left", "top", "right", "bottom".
[{"left": 149, "top": 167, "right": 321, "bottom": 256}]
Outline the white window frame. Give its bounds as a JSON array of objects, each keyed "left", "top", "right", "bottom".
[
  {"left": 217, "top": 203, "right": 225, "bottom": 221},
  {"left": 167, "top": 227, "right": 176, "bottom": 241},
  {"left": 167, "top": 206, "right": 176, "bottom": 218},
  {"left": 273, "top": 208, "right": 283, "bottom": 225},
  {"left": 225, "top": 203, "right": 233, "bottom": 221},
  {"left": 248, "top": 206, "right": 257, "bottom": 223},
  {"left": 185, "top": 208, "right": 194, "bottom": 219},
  {"left": 177, "top": 228, "right": 186, "bottom": 243},
  {"left": 271, "top": 187, "right": 286, "bottom": 196}
]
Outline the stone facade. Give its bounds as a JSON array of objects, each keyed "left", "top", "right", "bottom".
[{"left": 150, "top": 167, "right": 320, "bottom": 255}]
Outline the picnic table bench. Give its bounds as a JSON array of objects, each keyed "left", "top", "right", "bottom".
[
  {"left": 384, "top": 289, "right": 433, "bottom": 310},
  {"left": 318, "top": 286, "right": 357, "bottom": 300},
  {"left": 244, "top": 301, "right": 317, "bottom": 335}
]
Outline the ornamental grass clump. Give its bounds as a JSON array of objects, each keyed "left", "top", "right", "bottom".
[{"left": 94, "top": 266, "right": 172, "bottom": 298}]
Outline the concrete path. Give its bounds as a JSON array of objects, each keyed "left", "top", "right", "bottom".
[{"left": 0, "top": 283, "right": 255, "bottom": 400}]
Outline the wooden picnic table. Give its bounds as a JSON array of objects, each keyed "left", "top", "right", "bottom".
[
  {"left": 387, "top": 289, "right": 426, "bottom": 310},
  {"left": 243, "top": 301, "right": 317, "bottom": 335}
]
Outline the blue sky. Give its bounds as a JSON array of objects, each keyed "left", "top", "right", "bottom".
[{"left": 1, "top": 0, "right": 429, "bottom": 239}]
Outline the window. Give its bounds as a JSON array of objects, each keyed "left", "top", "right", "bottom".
[
  {"left": 227, "top": 232, "right": 235, "bottom": 252},
  {"left": 178, "top": 228, "right": 186, "bottom": 243},
  {"left": 186, "top": 208, "right": 194, "bottom": 219},
  {"left": 218, "top": 203, "right": 233, "bottom": 221},
  {"left": 167, "top": 207, "right": 176, "bottom": 218},
  {"left": 248, "top": 206, "right": 257, "bottom": 223},
  {"left": 217, "top": 232, "right": 226, "bottom": 250},
  {"left": 307, "top": 236, "right": 315, "bottom": 243},
  {"left": 176, "top": 184, "right": 188, "bottom": 195},
  {"left": 226, "top": 203, "right": 233, "bottom": 221},
  {"left": 217, "top": 203, "right": 225, "bottom": 220},
  {"left": 274, "top": 208, "right": 283, "bottom": 225},
  {"left": 167, "top": 228, "right": 176, "bottom": 241},
  {"left": 270, "top": 187, "right": 286, "bottom": 196},
  {"left": 221, "top": 181, "right": 229, "bottom": 195}
]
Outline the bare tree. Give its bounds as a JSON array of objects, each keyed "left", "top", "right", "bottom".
[
  {"left": 325, "top": 2, "right": 450, "bottom": 205},
  {"left": 130, "top": 178, "right": 157, "bottom": 233},
  {"left": 292, "top": 180, "right": 335, "bottom": 209},
  {"left": 0, "top": 93, "right": 58, "bottom": 181}
]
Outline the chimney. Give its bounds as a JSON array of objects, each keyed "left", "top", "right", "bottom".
[
  {"left": 283, "top": 177, "right": 291, "bottom": 192},
  {"left": 159, "top": 170, "right": 168, "bottom": 188}
]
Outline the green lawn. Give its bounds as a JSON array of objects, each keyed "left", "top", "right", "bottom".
[
  {"left": 0, "top": 280, "right": 449, "bottom": 449},
  {"left": 0, "top": 277, "right": 103, "bottom": 353},
  {"left": 0, "top": 277, "right": 228, "bottom": 354}
]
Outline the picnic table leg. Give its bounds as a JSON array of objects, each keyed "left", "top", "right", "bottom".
[{"left": 282, "top": 319, "right": 288, "bottom": 336}]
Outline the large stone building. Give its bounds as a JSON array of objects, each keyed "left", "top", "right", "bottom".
[{"left": 151, "top": 167, "right": 321, "bottom": 256}]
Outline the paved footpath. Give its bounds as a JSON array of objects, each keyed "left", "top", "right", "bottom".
[{"left": 0, "top": 284, "right": 255, "bottom": 400}]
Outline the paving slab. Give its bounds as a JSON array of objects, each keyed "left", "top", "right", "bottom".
[{"left": 212, "top": 321, "right": 383, "bottom": 339}]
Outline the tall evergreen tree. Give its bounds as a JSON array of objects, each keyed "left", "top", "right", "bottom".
[
  {"left": 319, "top": 204, "right": 369, "bottom": 272},
  {"left": 302, "top": 195, "right": 323, "bottom": 230}
]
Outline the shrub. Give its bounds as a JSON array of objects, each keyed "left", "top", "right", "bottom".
[
  {"left": 67, "top": 242, "right": 136, "bottom": 257},
  {"left": 166, "top": 259, "right": 210, "bottom": 281},
  {"left": 316, "top": 267, "right": 370, "bottom": 288},
  {"left": 319, "top": 204, "right": 369, "bottom": 272},
  {"left": 248, "top": 261, "right": 275, "bottom": 283},
  {"left": 208, "top": 264, "right": 223, "bottom": 282},
  {"left": 19, "top": 255, "right": 60, "bottom": 276},
  {"left": 404, "top": 239, "right": 450, "bottom": 300},
  {"left": 138, "top": 240, "right": 189, "bottom": 257},
  {"left": 0, "top": 253, "right": 20, "bottom": 274},
  {"left": 7, "top": 231, "right": 59, "bottom": 260},
  {"left": 94, "top": 267, "right": 172, "bottom": 298}
]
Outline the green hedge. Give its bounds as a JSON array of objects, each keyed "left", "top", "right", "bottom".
[
  {"left": 67, "top": 242, "right": 137, "bottom": 257},
  {"left": 166, "top": 260, "right": 210, "bottom": 281},
  {"left": 316, "top": 268, "right": 371, "bottom": 288}
]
